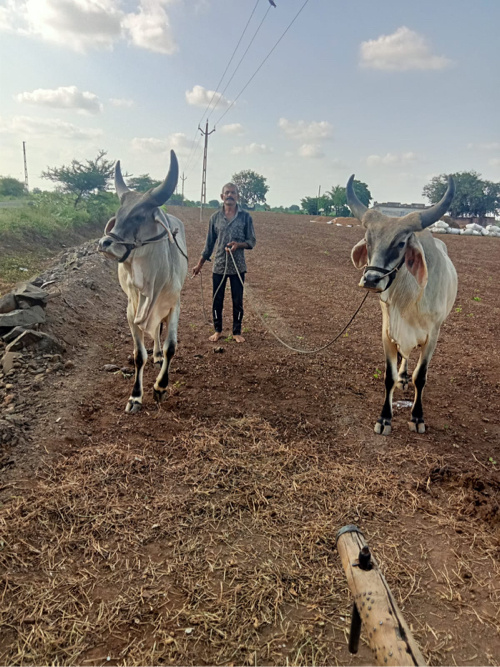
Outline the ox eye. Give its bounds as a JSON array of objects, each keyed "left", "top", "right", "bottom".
[{"left": 398, "top": 241, "right": 406, "bottom": 249}]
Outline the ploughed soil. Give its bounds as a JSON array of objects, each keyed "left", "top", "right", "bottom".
[{"left": 0, "top": 206, "right": 499, "bottom": 666}]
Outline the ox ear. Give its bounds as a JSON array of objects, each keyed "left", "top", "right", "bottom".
[
  {"left": 405, "top": 236, "right": 428, "bottom": 288},
  {"left": 105, "top": 217, "right": 116, "bottom": 234},
  {"left": 351, "top": 238, "right": 368, "bottom": 269}
]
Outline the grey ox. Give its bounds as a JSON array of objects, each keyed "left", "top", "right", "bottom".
[
  {"left": 98, "top": 150, "right": 188, "bottom": 413},
  {"left": 347, "top": 175, "right": 458, "bottom": 435}
]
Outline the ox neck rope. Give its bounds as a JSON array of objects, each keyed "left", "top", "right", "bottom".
[
  {"left": 363, "top": 255, "right": 406, "bottom": 293},
  {"left": 198, "top": 250, "right": 369, "bottom": 355},
  {"left": 108, "top": 213, "right": 188, "bottom": 264}
]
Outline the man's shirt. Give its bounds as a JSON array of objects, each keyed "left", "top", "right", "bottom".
[{"left": 202, "top": 205, "right": 256, "bottom": 275}]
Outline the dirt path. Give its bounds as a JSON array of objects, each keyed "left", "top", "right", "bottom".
[{"left": 0, "top": 208, "right": 499, "bottom": 666}]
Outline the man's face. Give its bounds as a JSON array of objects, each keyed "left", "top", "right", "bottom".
[{"left": 221, "top": 186, "right": 238, "bottom": 206}]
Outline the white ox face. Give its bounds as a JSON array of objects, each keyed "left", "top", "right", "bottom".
[{"left": 346, "top": 174, "right": 455, "bottom": 293}]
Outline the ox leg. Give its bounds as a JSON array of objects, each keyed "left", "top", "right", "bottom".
[
  {"left": 126, "top": 305, "right": 147, "bottom": 414},
  {"left": 397, "top": 355, "right": 410, "bottom": 391},
  {"left": 153, "top": 301, "right": 179, "bottom": 404},
  {"left": 409, "top": 333, "right": 438, "bottom": 434},
  {"left": 153, "top": 322, "right": 164, "bottom": 365},
  {"left": 375, "top": 333, "right": 398, "bottom": 435}
]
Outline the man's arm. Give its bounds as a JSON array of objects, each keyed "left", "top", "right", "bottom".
[{"left": 192, "top": 216, "right": 217, "bottom": 276}]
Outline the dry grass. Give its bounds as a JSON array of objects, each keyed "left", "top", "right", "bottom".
[{"left": 0, "top": 416, "right": 499, "bottom": 665}]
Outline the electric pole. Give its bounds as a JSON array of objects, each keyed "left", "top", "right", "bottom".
[
  {"left": 317, "top": 184, "right": 321, "bottom": 215},
  {"left": 23, "top": 141, "right": 29, "bottom": 192},
  {"left": 180, "top": 172, "right": 187, "bottom": 205},
  {"left": 198, "top": 120, "right": 215, "bottom": 222}
]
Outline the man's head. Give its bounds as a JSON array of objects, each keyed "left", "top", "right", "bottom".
[{"left": 221, "top": 182, "right": 239, "bottom": 207}]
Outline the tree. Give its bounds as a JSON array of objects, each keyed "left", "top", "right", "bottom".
[
  {"left": 208, "top": 199, "right": 220, "bottom": 208},
  {"left": 300, "top": 195, "right": 331, "bottom": 216},
  {"left": 327, "top": 180, "right": 372, "bottom": 217},
  {"left": 231, "top": 170, "right": 269, "bottom": 208},
  {"left": 0, "top": 176, "right": 26, "bottom": 198},
  {"left": 127, "top": 174, "right": 161, "bottom": 193},
  {"left": 423, "top": 171, "right": 500, "bottom": 218},
  {"left": 41, "top": 150, "right": 115, "bottom": 207},
  {"left": 288, "top": 204, "right": 300, "bottom": 212}
]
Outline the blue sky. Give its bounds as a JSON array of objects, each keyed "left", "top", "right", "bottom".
[{"left": 1, "top": 0, "right": 499, "bottom": 207}]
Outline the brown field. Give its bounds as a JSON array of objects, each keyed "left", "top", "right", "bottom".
[{"left": 0, "top": 206, "right": 499, "bottom": 666}]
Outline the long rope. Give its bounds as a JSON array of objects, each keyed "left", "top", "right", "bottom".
[
  {"left": 197, "top": 249, "right": 369, "bottom": 355},
  {"left": 214, "top": 0, "right": 311, "bottom": 128}
]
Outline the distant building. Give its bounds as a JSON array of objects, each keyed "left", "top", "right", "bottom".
[{"left": 373, "top": 201, "right": 427, "bottom": 217}]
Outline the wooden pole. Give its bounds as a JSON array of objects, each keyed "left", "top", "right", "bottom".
[{"left": 336, "top": 525, "right": 426, "bottom": 667}]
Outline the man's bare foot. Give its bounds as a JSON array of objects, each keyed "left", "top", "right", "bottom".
[
  {"left": 209, "top": 331, "right": 223, "bottom": 342},
  {"left": 234, "top": 335, "right": 245, "bottom": 343}
]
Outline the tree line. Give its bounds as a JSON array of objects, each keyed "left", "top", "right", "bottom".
[{"left": 1, "top": 150, "right": 499, "bottom": 219}]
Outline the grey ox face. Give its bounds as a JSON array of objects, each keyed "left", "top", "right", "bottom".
[
  {"left": 98, "top": 150, "right": 179, "bottom": 262},
  {"left": 347, "top": 175, "right": 455, "bottom": 293}
]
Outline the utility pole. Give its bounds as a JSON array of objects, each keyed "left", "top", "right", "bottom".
[
  {"left": 23, "top": 141, "right": 29, "bottom": 192},
  {"left": 317, "top": 184, "right": 321, "bottom": 215},
  {"left": 180, "top": 172, "right": 187, "bottom": 205},
  {"left": 198, "top": 120, "right": 215, "bottom": 222}
]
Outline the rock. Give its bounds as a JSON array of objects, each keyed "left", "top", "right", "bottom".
[
  {"left": 1, "top": 352, "right": 21, "bottom": 373},
  {"left": 64, "top": 360, "right": 75, "bottom": 370},
  {"left": 102, "top": 364, "right": 120, "bottom": 372},
  {"left": 214, "top": 347, "right": 225, "bottom": 354},
  {"left": 121, "top": 367, "right": 133, "bottom": 375},
  {"left": 0, "top": 293, "right": 18, "bottom": 314},
  {"left": 2, "top": 327, "right": 28, "bottom": 343},
  {"left": 30, "top": 277, "right": 44, "bottom": 287},
  {"left": 13, "top": 283, "right": 49, "bottom": 308},
  {"left": 50, "top": 362, "right": 64, "bottom": 373},
  {"left": 5, "top": 330, "right": 65, "bottom": 355},
  {"left": 3, "top": 395, "right": 15, "bottom": 405},
  {"left": 0, "top": 306, "right": 45, "bottom": 329}
]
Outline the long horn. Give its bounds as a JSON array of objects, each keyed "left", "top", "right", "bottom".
[
  {"left": 114, "top": 160, "right": 130, "bottom": 201},
  {"left": 148, "top": 150, "right": 179, "bottom": 206},
  {"left": 420, "top": 175, "right": 455, "bottom": 228},
  {"left": 346, "top": 174, "right": 368, "bottom": 222}
]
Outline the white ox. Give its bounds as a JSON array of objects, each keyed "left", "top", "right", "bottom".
[
  {"left": 98, "top": 150, "right": 188, "bottom": 413},
  {"left": 347, "top": 175, "right": 458, "bottom": 434}
]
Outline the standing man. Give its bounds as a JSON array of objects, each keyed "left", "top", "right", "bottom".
[{"left": 192, "top": 183, "right": 256, "bottom": 343}]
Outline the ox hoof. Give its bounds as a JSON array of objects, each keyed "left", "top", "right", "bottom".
[
  {"left": 154, "top": 354, "right": 163, "bottom": 365},
  {"left": 374, "top": 419, "right": 392, "bottom": 435},
  {"left": 153, "top": 387, "right": 167, "bottom": 404},
  {"left": 396, "top": 379, "right": 410, "bottom": 391},
  {"left": 125, "top": 399, "right": 142, "bottom": 414},
  {"left": 408, "top": 418, "right": 425, "bottom": 434}
]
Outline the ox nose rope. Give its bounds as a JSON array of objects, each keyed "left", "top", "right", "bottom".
[
  {"left": 197, "top": 249, "right": 369, "bottom": 355},
  {"left": 363, "top": 256, "right": 405, "bottom": 292}
]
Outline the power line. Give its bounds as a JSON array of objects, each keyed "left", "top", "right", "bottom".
[
  {"left": 207, "top": 3, "right": 272, "bottom": 120},
  {"left": 183, "top": 0, "right": 262, "bottom": 174},
  {"left": 214, "top": 0, "right": 310, "bottom": 128}
]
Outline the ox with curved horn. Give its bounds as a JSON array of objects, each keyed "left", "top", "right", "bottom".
[
  {"left": 347, "top": 173, "right": 458, "bottom": 436},
  {"left": 98, "top": 148, "right": 188, "bottom": 414}
]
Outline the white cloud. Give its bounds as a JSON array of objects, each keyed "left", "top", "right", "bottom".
[
  {"left": 0, "top": 0, "right": 179, "bottom": 54},
  {"left": 122, "top": 1, "right": 177, "bottom": 55},
  {"left": 221, "top": 123, "right": 244, "bottom": 135},
  {"left": 109, "top": 97, "right": 134, "bottom": 108},
  {"left": 16, "top": 86, "right": 102, "bottom": 114},
  {"left": 360, "top": 27, "right": 452, "bottom": 71},
  {"left": 366, "top": 152, "right": 417, "bottom": 167},
  {"left": 279, "top": 118, "right": 333, "bottom": 142},
  {"left": 231, "top": 143, "right": 273, "bottom": 155},
  {"left": 185, "top": 85, "right": 231, "bottom": 109},
  {"left": 132, "top": 132, "right": 193, "bottom": 155},
  {"left": 0, "top": 115, "right": 103, "bottom": 140},
  {"left": 298, "top": 143, "right": 325, "bottom": 159},
  {"left": 468, "top": 142, "right": 500, "bottom": 151}
]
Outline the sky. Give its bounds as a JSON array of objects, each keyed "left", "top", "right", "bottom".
[{"left": 1, "top": 0, "right": 499, "bottom": 207}]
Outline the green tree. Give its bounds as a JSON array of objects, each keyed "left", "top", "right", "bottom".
[
  {"left": 41, "top": 150, "right": 115, "bottom": 207},
  {"left": 231, "top": 170, "right": 269, "bottom": 208},
  {"left": 0, "top": 176, "right": 26, "bottom": 198},
  {"left": 423, "top": 171, "right": 500, "bottom": 218},
  {"left": 208, "top": 199, "right": 220, "bottom": 208},
  {"left": 300, "top": 195, "right": 331, "bottom": 216},
  {"left": 288, "top": 204, "right": 300, "bottom": 212},
  {"left": 127, "top": 174, "right": 161, "bottom": 193}
]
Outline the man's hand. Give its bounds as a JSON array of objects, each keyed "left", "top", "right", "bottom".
[
  {"left": 226, "top": 241, "right": 243, "bottom": 252},
  {"left": 192, "top": 258, "right": 205, "bottom": 277}
]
